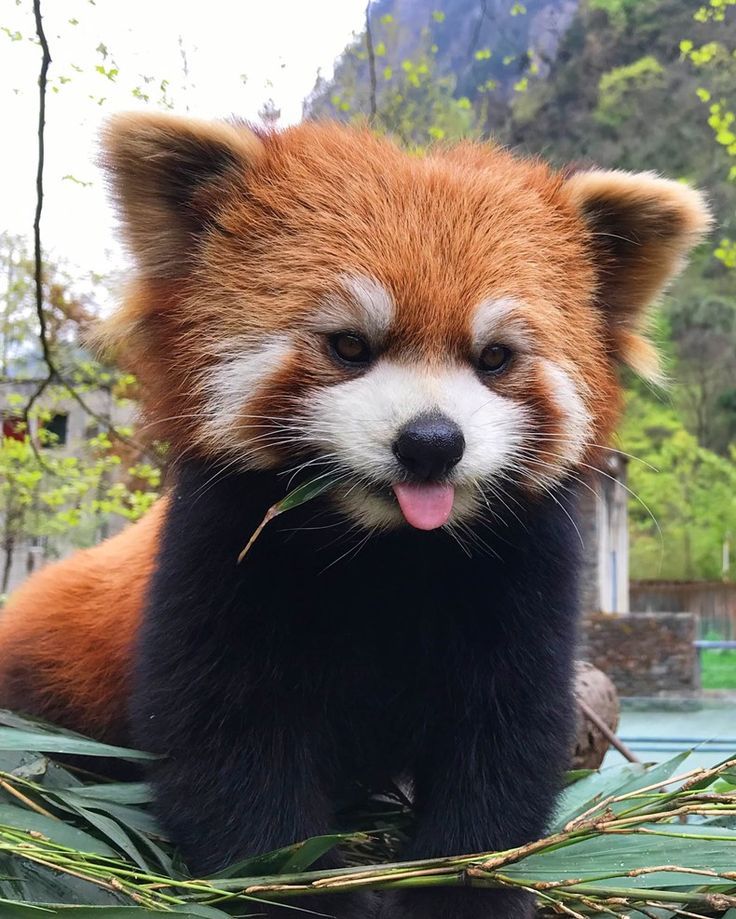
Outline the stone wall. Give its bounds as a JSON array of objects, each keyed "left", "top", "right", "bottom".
[{"left": 580, "top": 612, "right": 699, "bottom": 697}]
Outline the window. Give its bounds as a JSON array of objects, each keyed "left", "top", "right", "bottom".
[{"left": 43, "top": 413, "right": 68, "bottom": 448}]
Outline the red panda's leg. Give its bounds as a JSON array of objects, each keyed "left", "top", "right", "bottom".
[
  {"left": 147, "top": 735, "right": 332, "bottom": 873},
  {"left": 379, "top": 596, "right": 577, "bottom": 919},
  {"left": 143, "top": 723, "right": 375, "bottom": 918}
]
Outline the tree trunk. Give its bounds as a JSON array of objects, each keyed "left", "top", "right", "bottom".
[{"left": 1, "top": 536, "right": 15, "bottom": 596}]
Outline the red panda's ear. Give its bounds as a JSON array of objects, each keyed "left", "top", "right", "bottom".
[
  {"left": 101, "top": 112, "right": 264, "bottom": 278},
  {"left": 565, "top": 169, "right": 712, "bottom": 382}
]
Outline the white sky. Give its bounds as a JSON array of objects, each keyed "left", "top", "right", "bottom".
[{"left": 2, "top": 0, "right": 366, "bottom": 278}]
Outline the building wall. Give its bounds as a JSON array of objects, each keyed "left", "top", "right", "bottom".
[
  {"left": 581, "top": 611, "right": 699, "bottom": 697},
  {"left": 579, "top": 454, "right": 629, "bottom": 614}
]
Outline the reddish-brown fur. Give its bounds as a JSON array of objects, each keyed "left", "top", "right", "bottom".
[
  {"left": 0, "top": 116, "right": 710, "bottom": 740},
  {"left": 107, "top": 126, "right": 619, "bottom": 458},
  {"left": 0, "top": 500, "right": 166, "bottom": 740}
]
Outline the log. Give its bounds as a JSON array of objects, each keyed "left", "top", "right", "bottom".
[{"left": 571, "top": 661, "right": 627, "bottom": 769}]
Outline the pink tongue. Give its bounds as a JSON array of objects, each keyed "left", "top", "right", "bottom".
[{"left": 392, "top": 482, "right": 455, "bottom": 531}]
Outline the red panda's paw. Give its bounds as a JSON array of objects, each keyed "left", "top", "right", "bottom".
[{"left": 376, "top": 888, "right": 536, "bottom": 919}]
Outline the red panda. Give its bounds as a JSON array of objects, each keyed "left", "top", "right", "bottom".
[
  {"left": 0, "top": 114, "right": 709, "bottom": 918},
  {"left": 0, "top": 499, "right": 166, "bottom": 741}
]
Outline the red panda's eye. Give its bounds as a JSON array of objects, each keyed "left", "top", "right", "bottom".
[
  {"left": 329, "top": 333, "right": 372, "bottom": 366},
  {"left": 478, "top": 344, "right": 512, "bottom": 375}
]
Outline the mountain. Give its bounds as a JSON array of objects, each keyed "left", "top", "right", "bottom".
[
  {"left": 306, "top": 0, "right": 736, "bottom": 227},
  {"left": 306, "top": 0, "right": 580, "bottom": 125}
]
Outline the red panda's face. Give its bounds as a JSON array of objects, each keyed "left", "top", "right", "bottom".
[
  {"left": 193, "top": 270, "right": 599, "bottom": 532},
  {"left": 101, "top": 116, "right": 710, "bottom": 531}
]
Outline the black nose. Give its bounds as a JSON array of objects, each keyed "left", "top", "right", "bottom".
[{"left": 393, "top": 414, "right": 465, "bottom": 481}]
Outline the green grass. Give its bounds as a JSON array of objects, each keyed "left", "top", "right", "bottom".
[{"left": 701, "top": 648, "right": 736, "bottom": 689}]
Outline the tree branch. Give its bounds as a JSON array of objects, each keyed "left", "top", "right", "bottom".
[
  {"left": 579, "top": 699, "right": 640, "bottom": 764},
  {"left": 365, "top": 1, "right": 378, "bottom": 124},
  {"left": 32, "top": 0, "right": 52, "bottom": 374},
  {"left": 22, "top": 0, "right": 54, "bottom": 463},
  {"left": 469, "top": 0, "right": 492, "bottom": 55},
  {"left": 25, "top": 0, "right": 161, "bottom": 469}
]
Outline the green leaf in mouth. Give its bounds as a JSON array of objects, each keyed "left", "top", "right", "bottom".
[{"left": 237, "top": 473, "right": 341, "bottom": 563}]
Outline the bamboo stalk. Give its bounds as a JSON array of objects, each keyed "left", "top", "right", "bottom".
[{"left": 0, "top": 746, "right": 734, "bottom": 915}]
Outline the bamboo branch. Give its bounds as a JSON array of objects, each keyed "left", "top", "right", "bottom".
[{"left": 0, "top": 729, "right": 734, "bottom": 915}]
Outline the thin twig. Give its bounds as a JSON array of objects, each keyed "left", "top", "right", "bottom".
[
  {"left": 578, "top": 699, "right": 640, "bottom": 764},
  {"left": 25, "top": 0, "right": 161, "bottom": 470},
  {"left": 469, "top": 0, "right": 491, "bottom": 55},
  {"left": 21, "top": 0, "right": 55, "bottom": 471},
  {"left": 32, "top": 0, "right": 52, "bottom": 373},
  {"left": 0, "top": 779, "right": 56, "bottom": 819},
  {"left": 365, "top": 1, "right": 377, "bottom": 123}
]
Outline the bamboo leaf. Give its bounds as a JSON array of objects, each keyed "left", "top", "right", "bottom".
[
  {"left": 0, "top": 729, "right": 158, "bottom": 761},
  {"left": 505, "top": 825, "right": 736, "bottom": 888},
  {"left": 551, "top": 752, "right": 692, "bottom": 831},
  {"left": 63, "top": 785, "right": 153, "bottom": 805},
  {"left": 124, "top": 823, "right": 176, "bottom": 876},
  {"left": 272, "top": 475, "right": 340, "bottom": 513},
  {"left": 0, "top": 908, "right": 230, "bottom": 918},
  {"left": 611, "top": 751, "right": 691, "bottom": 798},
  {"left": 55, "top": 803, "right": 149, "bottom": 869},
  {"left": 0, "top": 717, "right": 734, "bottom": 914},
  {"left": 551, "top": 761, "right": 647, "bottom": 830},
  {"left": 278, "top": 833, "right": 370, "bottom": 873},
  {"left": 0, "top": 857, "right": 127, "bottom": 906},
  {"left": 0, "top": 803, "right": 118, "bottom": 856},
  {"left": 211, "top": 832, "right": 357, "bottom": 879},
  {"left": 238, "top": 474, "right": 340, "bottom": 562}
]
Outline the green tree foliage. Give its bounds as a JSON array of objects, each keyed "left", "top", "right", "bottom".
[
  {"left": 680, "top": 0, "right": 736, "bottom": 272},
  {"left": 0, "top": 409, "right": 159, "bottom": 594},
  {"left": 504, "top": 0, "right": 736, "bottom": 212},
  {"left": 0, "top": 236, "right": 160, "bottom": 595},
  {"left": 666, "top": 272, "right": 736, "bottom": 453},
  {"left": 620, "top": 391, "right": 736, "bottom": 580},
  {"left": 305, "top": 0, "right": 579, "bottom": 142},
  {"left": 308, "top": 11, "right": 479, "bottom": 145},
  {"left": 595, "top": 55, "right": 666, "bottom": 128}
]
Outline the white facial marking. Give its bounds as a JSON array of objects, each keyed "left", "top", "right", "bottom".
[
  {"left": 341, "top": 274, "right": 395, "bottom": 336},
  {"left": 200, "top": 333, "right": 294, "bottom": 457},
  {"left": 311, "top": 274, "right": 395, "bottom": 341},
  {"left": 472, "top": 297, "right": 533, "bottom": 353},
  {"left": 304, "top": 360, "right": 530, "bottom": 529},
  {"left": 541, "top": 360, "right": 592, "bottom": 466}
]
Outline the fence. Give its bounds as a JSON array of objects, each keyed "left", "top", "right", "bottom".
[{"left": 631, "top": 580, "right": 736, "bottom": 640}]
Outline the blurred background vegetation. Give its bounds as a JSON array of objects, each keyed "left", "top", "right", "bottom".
[{"left": 1, "top": 0, "right": 735, "bottom": 590}]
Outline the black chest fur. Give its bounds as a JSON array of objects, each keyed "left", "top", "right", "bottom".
[{"left": 130, "top": 459, "right": 582, "bottom": 883}]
